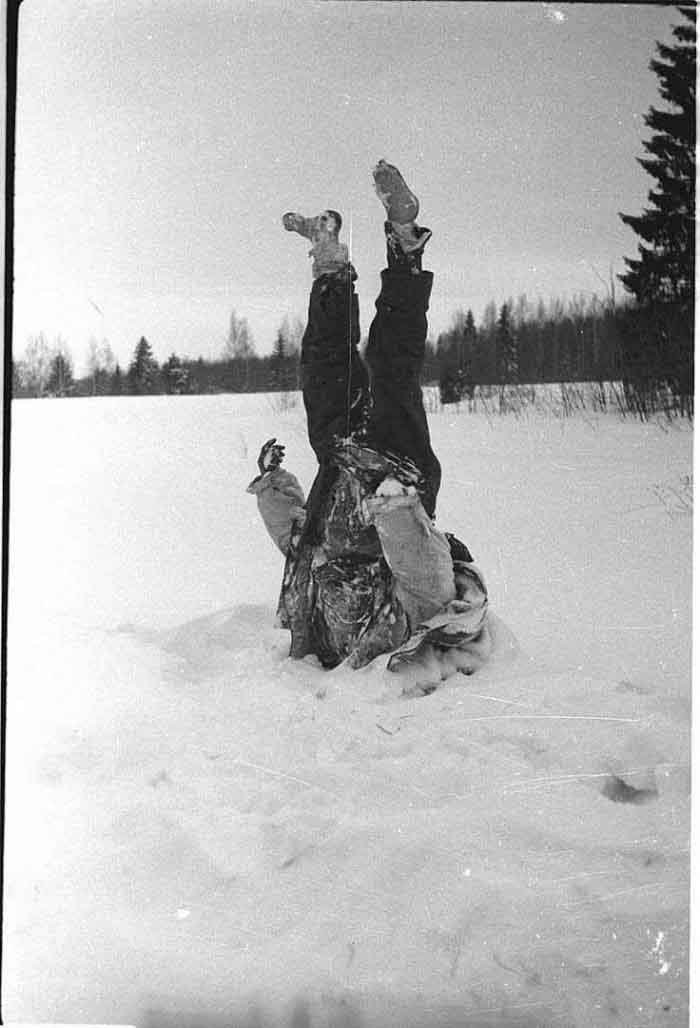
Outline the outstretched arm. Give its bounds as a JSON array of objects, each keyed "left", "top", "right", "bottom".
[{"left": 246, "top": 439, "right": 306, "bottom": 555}]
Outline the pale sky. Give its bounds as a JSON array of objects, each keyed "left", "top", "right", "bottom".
[{"left": 14, "top": 1, "right": 679, "bottom": 373}]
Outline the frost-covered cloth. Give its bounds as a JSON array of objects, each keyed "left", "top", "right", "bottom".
[
  {"left": 247, "top": 461, "right": 404, "bottom": 668},
  {"left": 287, "top": 214, "right": 353, "bottom": 280},
  {"left": 246, "top": 463, "right": 306, "bottom": 557},
  {"left": 386, "top": 561, "right": 491, "bottom": 676},
  {"left": 247, "top": 457, "right": 491, "bottom": 674}
]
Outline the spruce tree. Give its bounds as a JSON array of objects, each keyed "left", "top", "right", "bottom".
[
  {"left": 460, "top": 309, "right": 477, "bottom": 395},
  {"left": 128, "top": 336, "right": 160, "bottom": 394},
  {"left": 619, "top": 6, "right": 695, "bottom": 306},
  {"left": 463, "top": 309, "right": 477, "bottom": 364},
  {"left": 497, "top": 304, "right": 518, "bottom": 385},
  {"left": 47, "top": 351, "right": 74, "bottom": 396},
  {"left": 162, "top": 352, "right": 190, "bottom": 394},
  {"left": 270, "top": 329, "right": 286, "bottom": 391},
  {"left": 437, "top": 330, "right": 460, "bottom": 404},
  {"left": 111, "top": 364, "right": 123, "bottom": 396}
]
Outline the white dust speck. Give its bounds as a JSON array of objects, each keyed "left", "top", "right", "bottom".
[
  {"left": 176, "top": 908, "right": 191, "bottom": 920},
  {"left": 463, "top": 868, "right": 472, "bottom": 877},
  {"left": 543, "top": 3, "right": 566, "bottom": 23},
  {"left": 651, "top": 930, "right": 671, "bottom": 975}
]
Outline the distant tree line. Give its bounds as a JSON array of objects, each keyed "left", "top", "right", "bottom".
[
  {"left": 12, "top": 313, "right": 305, "bottom": 399},
  {"left": 12, "top": 295, "right": 626, "bottom": 400},
  {"left": 426, "top": 292, "right": 627, "bottom": 403},
  {"left": 11, "top": 285, "right": 688, "bottom": 414}
]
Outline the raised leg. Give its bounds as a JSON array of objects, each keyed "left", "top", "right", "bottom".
[
  {"left": 300, "top": 273, "right": 369, "bottom": 462},
  {"left": 364, "top": 262, "right": 441, "bottom": 518},
  {"left": 365, "top": 161, "right": 441, "bottom": 517}
]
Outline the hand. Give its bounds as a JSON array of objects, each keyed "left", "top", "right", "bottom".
[
  {"left": 258, "top": 438, "right": 285, "bottom": 474},
  {"left": 283, "top": 212, "right": 302, "bottom": 232}
]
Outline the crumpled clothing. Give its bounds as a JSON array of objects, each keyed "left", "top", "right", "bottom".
[
  {"left": 249, "top": 455, "right": 492, "bottom": 675},
  {"left": 387, "top": 561, "right": 490, "bottom": 675}
]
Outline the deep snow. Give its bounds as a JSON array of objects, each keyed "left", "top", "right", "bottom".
[{"left": 3, "top": 391, "right": 692, "bottom": 1027}]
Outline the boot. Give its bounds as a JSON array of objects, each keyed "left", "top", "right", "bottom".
[
  {"left": 373, "top": 159, "right": 420, "bottom": 224},
  {"left": 283, "top": 212, "right": 320, "bottom": 237},
  {"left": 283, "top": 211, "right": 350, "bottom": 280}
]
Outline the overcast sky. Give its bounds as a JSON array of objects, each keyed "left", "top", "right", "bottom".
[{"left": 14, "top": 1, "right": 679, "bottom": 372}]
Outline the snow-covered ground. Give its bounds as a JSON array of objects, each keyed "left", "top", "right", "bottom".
[{"left": 3, "top": 393, "right": 692, "bottom": 1027}]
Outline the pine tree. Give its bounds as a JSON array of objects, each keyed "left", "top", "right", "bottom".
[
  {"left": 463, "top": 309, "right": 477, "bottom": 362},
  {"left": 161, "top": 352, "right": 190, "bottom": 394},
  {"left": 270, "top": 329, "right": 286, "bottom": 390},
  {"left": 46, "top": 350, "right": 74, "bottom": 396},
  {"left": 617, "top": 6, "right": 695, "bottom": 413},
  {"left": 272, "top": 330, "right": 285, "bottom": 362},
  {"left": 497, "top": 303, "right": 518, "bottom": 385},
  {"left": 619, "top": 6, "right": 695, "bottom": 306},
  {"left": 128, "top": 336, "right": 160, "bottom": 394},
  {"left": 459, "top": 309, "right": 477, "bottom": 396},
  {"left": 436, "top": 309, "right": 477, "bottom": 403},
  {"left": 111, "top": 363, "right": 123, "bottom": 396}
]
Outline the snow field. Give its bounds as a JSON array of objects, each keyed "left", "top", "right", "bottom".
[{"left": 4, "top": 393, "right": 692, "bottom": 1027}]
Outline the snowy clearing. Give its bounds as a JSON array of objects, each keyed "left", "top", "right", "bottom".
[{"left": 4, "top": 393, "right": 692, "bottom": 1027}]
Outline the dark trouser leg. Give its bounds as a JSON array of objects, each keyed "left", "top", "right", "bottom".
[
  {"left": 299, "top": 273, "right": 371, "bottom": 543},
  {"left": 365, "top": 269, "right": 441, "bottom": 518},
  {"left": 300, "top": 274, "right": 370, "bottom": 462}
]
